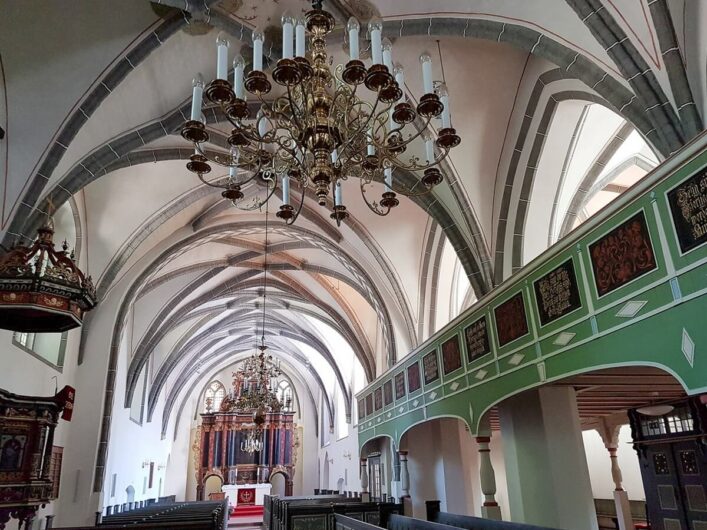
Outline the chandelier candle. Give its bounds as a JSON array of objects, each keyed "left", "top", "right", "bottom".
[
  {"left": 282, "top": 14, "right": 294, "bottom": 59},
  {"left": 216, "top": 33, "right": 230, "bottom": 80},
  {"left": 420, "top": 53, "right": 434, "bottom": 94},
  {"left": 180, "top": 0, "right": 460, "bottom": 226},
  {"left": 282, "top": 174, "right": 291, "bottom": 205},
  {"left": 347, "top": 17, "right": 360, "bottom": 60},
  {"left": 233, "top": 55, "right": 245, "bottom": 99},
  {"left": 382, "top": 38, "right": 393, "bottom": 70},
  {"left": 367, "top": 128, "right": 375, "bottom": 156},
  {"left": 425, "top": 136, "right": 434, "bottom": 163},
  {"left": 439, "top": 83, "right": 451, "bottom": 128},
  {"left": 295, "top": 18, "right": 306, "bottom": 57},
  {"left": 369, "top": 17, "right": 383, "bottom": 65},
  {"left": 190, "top": 74, "right": 203, "bottom": 121},
  {"left": 252, "top": 30, "right": 264, "bottom": 71},
  {"left": 335, "top": 180, "right": 342, "bottom": 206},
  {"left": 394, "top": 64, "right": 404, "bottom": 87}
]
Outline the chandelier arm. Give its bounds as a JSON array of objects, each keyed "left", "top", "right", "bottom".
[
  {"left": 233, "top": 176, "right": 279, "bottom": 211},
  {"left": 359, "top": 179, "right": 394, "bottom": 217},
  {"left": 232, "top": 121, "right": 272, "bottom": 147},
  {"left": 327, "top": 84, "right": 354, "bottom": 145},
  {"left": 369, "top": 109, "right": 428, "bottom": 152},
  {"left": 231, "top": 168, "right": 269, "bottom": 188},
  {"left": 193, "top": 143, "right": 237, "bottom": 167},
  {"left": 191, "top": 140, "right": 262, "bottom": 170},
  {"left": 219, "top": 107, "right": 246, "bottom": 130},
  {"left": 269, "top": 96, "right": 302, "bottom": 138},
  {"left": 340, "top": 92, "right": 372, "bottom": 156},
  {"left": 335, "top": 96, "right": 379, "bottom": 162},
  {"left": 386, "top": 145, "right": 453, "bottom": 173},
  {"left": 195, "top": 170, "right": 229, "bottom": 189},
  {"left": 284, "top": 84, "right": 306, "bottom": 133},
  {"left": 384, "top": 177, "right": 439, "bottom": 198}
]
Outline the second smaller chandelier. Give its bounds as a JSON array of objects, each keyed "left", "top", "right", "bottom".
[{"left": 181, "top": 0, "right": 460, "bottom": 226}]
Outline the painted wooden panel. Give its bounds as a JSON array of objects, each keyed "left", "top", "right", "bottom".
[{"left": 357, "top": 135, "right": 707, "bottom": 445}]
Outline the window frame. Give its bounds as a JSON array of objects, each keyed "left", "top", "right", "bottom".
[{"left": 12, "top": 331, "right": 67, "bottom": 372}]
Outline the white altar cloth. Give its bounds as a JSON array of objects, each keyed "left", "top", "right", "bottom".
[{"left": 222, "top": 483, "right": 272, "bottom": 508}]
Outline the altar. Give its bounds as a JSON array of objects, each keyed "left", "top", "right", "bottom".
[{"left": 222, "top": 483, "right": 271, "bottom": 509}]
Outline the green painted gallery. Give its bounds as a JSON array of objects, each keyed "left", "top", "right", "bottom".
[{"left": 0, "top": 2, "right": 706, "bottom": 530}]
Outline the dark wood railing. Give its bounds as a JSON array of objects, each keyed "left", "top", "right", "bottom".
[
  {"left": 51, "top": 500, "right": 227, "bottom": 530},
  {"left": 265, "top": 494, "right": 401, "bottom": 530},
  {"left": 424, "top": 501, "right": 558, "bottom": 530}
]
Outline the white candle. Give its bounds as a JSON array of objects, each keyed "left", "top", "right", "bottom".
[
  {"left": 382, "top": 38, "right": 393, "bottom": 70},
  {"left": 384, "top": 167, "right": 393, "bottom": 192},
  {"left": 191, "top": 73, "right": 204, "bottom": 121},
  {"left": 253, "top": 30, "right": 264, "bottom": 71},
  {"left": 282, "top": 14, "right": 294, "bottom": 59},
  {"left": 282, "top": 174, "right": 290, "bottom": 205},
  {"left": 331, "top": 149, "right": 338, "bottom": 164},
  {"left": 233, "top": 55, "right": 245, "bottom": 99},
  {"left": 394, "top": 64, "right": 404, "bottom": 87},
  {"left": 438, "top": 83, "right": 451, "bottom": 128},
  {"left": 347, "top": 17, "right": 360, "bottom": 60},
  {"left": 368, "top": 17, "right": 383, "bottom": 65},
  {"left": 295, "top": 18, "right": 306, "bottom": 57},
  {"left": 420, "top": 52, "right": 433, "bottom": 94},
  {"left": 334, "top": 180, "right": 343, "bottom": 206},
  {"left": 425, "top": 136, "right": 434, "bottom": 163},
  {"left": 258, "top": 112, "right": 267, "bottom": 137},
  {"left": 216, "top": 33, "right": 230, "bottom": 80},
  {"left": 367, "top": 128, "right": 375, "bottom": 156}
]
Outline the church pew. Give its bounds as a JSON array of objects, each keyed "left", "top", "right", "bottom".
[
  {"left": 422, "top": 502, "right": 559, "bottom": 530},
  {"left": 99, "top": 500, "right": 227, "bottom": 529},
  {"left": 335, "top": 514, "right": 381, "bottom": 530},
  {"left": 266, "top": 494, "right": 350, "bottom": 530},
  {"left": 268, "top": 497, "right": 401, "bottom": 530}
]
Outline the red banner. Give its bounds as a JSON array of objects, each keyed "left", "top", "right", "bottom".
[
  {"left": 237, "top": 488, "right": 255, "bottom": 505},
  {"left": 56, "top": 385, "right": 76, "bottom": 421}
]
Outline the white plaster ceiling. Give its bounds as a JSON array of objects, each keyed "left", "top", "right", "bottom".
[{"left": 0, "top": 0, "right": 694, "bottom": 435}]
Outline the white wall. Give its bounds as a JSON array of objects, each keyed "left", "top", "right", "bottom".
[
  {"left": 318, "top": 381, "right": 360, "bottom": 495},
  {"left": 102, "top": 333, "right": 171, "bottom": 512},
  {"left": 582, "top": 426, "right": 646, "bottom": 501}
]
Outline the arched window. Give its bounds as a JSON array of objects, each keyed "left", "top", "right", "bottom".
[
  {"left": 276, "top": 380, "right": 293, "bottom": 411},
  {"left": 203, "top": 381, "right": 225, "bottom": 413}
]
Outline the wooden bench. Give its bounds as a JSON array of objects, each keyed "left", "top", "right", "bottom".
[
  {"left": 265, "top": 495, "right": 401, "bottom": 530},
  {"left": 266, "top": 494, "right": 350, "bottom": 530},
  {"left": 424, "top": 501, "right": 559, "bottom": 530},
  {"left": 101, "top": 500, "right": 227, "bottom": 529}
]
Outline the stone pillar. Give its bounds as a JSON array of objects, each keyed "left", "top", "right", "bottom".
[
  {"left": 475, "top": 437, "right": 502, "bottom": 520},
  {"left": 389, "top": 449, "right": 402, "bottom": 501},
  {"left": 596, "top": 417, "right": 634, "bottom": 530},
  {"left": 498, "top": 386, "right": 598, "bottom": 530},
  {"left": 399, "top": 451, "right": 410, "bottom": 498}
]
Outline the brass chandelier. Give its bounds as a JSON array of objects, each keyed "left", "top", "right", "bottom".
[{"left": 181, "top": 0, "right": 460, "bottom": 226}]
